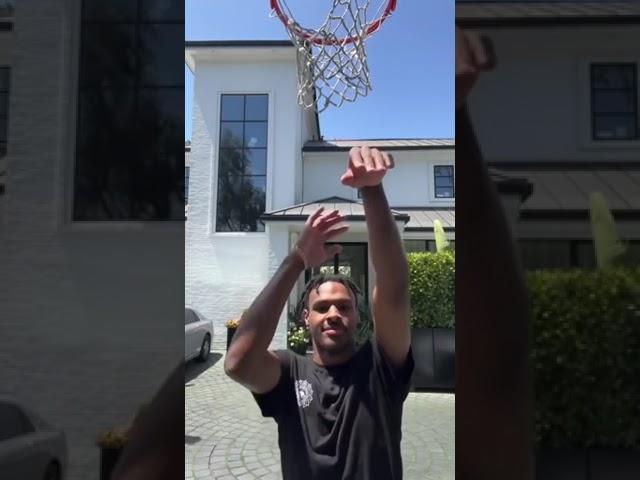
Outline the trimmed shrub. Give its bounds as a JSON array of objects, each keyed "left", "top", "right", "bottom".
[
  {"left": 528, "top": 267, "right": 640, "bottom": 448},
  {"left": 407, "top": 251, "right": 455, "bottom": 328}
]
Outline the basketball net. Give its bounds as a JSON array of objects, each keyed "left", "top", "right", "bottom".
[{"left": 270, "top": 0, "right": 396, "bottom": 113}]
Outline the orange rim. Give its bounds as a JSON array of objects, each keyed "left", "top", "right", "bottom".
[{"left": 270, "top": 0, "right": 397, "bottom": 46}]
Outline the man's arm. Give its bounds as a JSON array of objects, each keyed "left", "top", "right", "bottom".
[
  {"left": 342, "top": 147, "right": 411, "bottom": 368},
  {"left": 224, "top": 207, "right": 347, "bottom": 393},
  {"left": 456, "top": 26, "right": 533, "bottom": 480}
]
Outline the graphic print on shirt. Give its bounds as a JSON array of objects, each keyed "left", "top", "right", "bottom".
[{"left": 295, "top": 379, "right": 314, "bottom": 408}]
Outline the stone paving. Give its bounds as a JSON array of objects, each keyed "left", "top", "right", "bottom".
[{"left": 185, "top": 351, "right": 455, "bottom": 480}]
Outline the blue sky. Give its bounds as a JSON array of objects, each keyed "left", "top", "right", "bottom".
[{"left": 185, "top": 0, "right": 454, "bottom": 141}]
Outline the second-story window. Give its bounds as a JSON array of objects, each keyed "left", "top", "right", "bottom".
[
  {"left": 74, "top": 0, "right": 184, "bottom": 220},
  {"left": 591, "top": 63, "right": 638, "bottom": 141},
  {"left": 216, "top": 94, "right": 268, "bottom": 232},
  {"left": 434, "top": 165, "right": 454, "bottom": 199}
]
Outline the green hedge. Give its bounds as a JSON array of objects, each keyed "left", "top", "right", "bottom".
[
  {"left": 528, "top": 267, "right": 640, "bottom": 448},
  {"left": 407, "top": 251, "right": 455, "bottom": 328}
]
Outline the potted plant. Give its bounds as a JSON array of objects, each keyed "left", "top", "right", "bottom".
[
  {"left": 95, "top": 403, "right": 149, "bottom": 480},
  {"left": 288, "top": 325, "right": 310, "bottom": 355},
  {"left": 96, "top": 427, "right": 129, "bottom": 480},
  {"left": 225, "top": 310, "right": 245, "bottom": 350}
]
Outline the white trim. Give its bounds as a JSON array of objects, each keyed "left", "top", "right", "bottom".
[
  {"left": 185, "top": 46, "right": 297, "bottom": 71},
  {"left": 60, "top": 0, "right": 82, "bottom": 230},
  {"left": 577, "top": 55, "right": 640, "bottom": 150},
  {"left": 210, "top": 90, "right": 274, "bottom": 237}
]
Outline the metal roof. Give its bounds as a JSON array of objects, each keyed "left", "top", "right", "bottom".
[
  {"left": 457, "top": 2, "right": 640, "bottom": 27},
  {"left": 185, "top": 40, "right": 294, "bottom": 48},
  {"left": 303, "top": 139, "right": 455, "bottom": 152},
  {"left": 394, "top": 208, "right": 456, "bottom": 231},
  {"left": 261, "top": 196, "right": 408, "bottom": 222},
  {"left": 493, "top": 162, "right": 640, "bottom": 219},
  {"left": 260, "top": 196, "right": 457, "bottom": 231}
]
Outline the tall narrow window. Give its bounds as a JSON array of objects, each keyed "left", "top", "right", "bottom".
[
  {"left": 0, "top": 67, "right": 9, "bottom": 159},
  {"left": 74, "top": 0, "right": 184, "bottom": 220},
  {"left": 184, "top": 166, "right": 190, "bottom": 204},
  {"left": 216, "top": 94, "right": 268, "bottom": 232},
  {"left": 591, "top": 63, "right": 638, "bottom": 140},
  {"left": 434, "top": 165, "right": 454, "bottom": 199}
]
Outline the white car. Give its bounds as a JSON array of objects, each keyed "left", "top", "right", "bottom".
[
  {"left": 0, "top": 397, "right": 68, "bottom": 480},
  {"left": 185, "top": 307, "right": 214, "bottom": 362}
]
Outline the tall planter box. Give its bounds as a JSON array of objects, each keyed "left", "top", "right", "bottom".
[
  {"left": 226, "top": 328, "right": 237, "bottom": 350},
  {"left": 100, "top": 447, "right": 124, "bottom": 480},
  {"left": 410, "top": 327, "right": 455, "bottom": 391},
  {"left": 536, "top": 448, "right": 640, "bottom": 480},
  {"left": 535, "top": 449, "right": 587, "bottom": 480},
  {"left": 410, "top": 327, "right": 435, "bottom": 388},
  {"left": 589, "top": 448, "right": 640, "bottom": 479},
  {"left": 432, "top": 327, "right": 455, "bottom": 389}
]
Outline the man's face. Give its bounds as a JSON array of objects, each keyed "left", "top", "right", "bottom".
[{"left": 304, "top": 281, "right": 359, "bottom": 353}]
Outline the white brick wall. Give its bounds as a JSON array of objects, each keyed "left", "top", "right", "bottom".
[
  {"left": 186, "top": 49, "right": 301, "bottom": 351},
  {"left": 1, "top": 2, "right": 184, "bottom": 479}
]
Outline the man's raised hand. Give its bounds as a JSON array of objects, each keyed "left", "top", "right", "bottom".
[
  {"left": 340, "top": 146, "right": 394, "bottom": 189},
  {"left": 295, "top": 207, "right": 349, "bottom": 269},
  {"left": 456, "top": 25, "right": 496, "bottom": 109}
]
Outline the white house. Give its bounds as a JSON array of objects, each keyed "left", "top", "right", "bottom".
[
  {"left": 185, "top": 41, "right": 455, "bottom": 351},
  {"left": 457, "top": 1, "right": 640, "bottom": 270},
  {"left": 2, "top": 2, "right": 183, "bottom": 479}
]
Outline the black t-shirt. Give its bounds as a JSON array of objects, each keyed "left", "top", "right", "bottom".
[{"left": 252, "top": 338, "right": 415, "bottom": 480}]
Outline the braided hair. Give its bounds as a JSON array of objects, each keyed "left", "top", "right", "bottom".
[{"left": 293, "top": 273, "right": 361, "bottom": 325}]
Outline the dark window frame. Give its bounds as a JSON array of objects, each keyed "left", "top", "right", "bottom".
[
  {"left": 590, "top": 63, "right": 638, "bottom": 141},
  {"left": 184, "top": 165, "right": 189, "bottom": 204},
  {"left": 215, "top": 94, "right": 269, "bottom": 233},
  {"left": 304, "top": 242, "right": 369, "bottom": 304},
  {"left": 73, "top": 0, "right": 184, "bottom": 221},
  {"left": 0, "top": 66, "right": 9, "bottom": 158},
  {"left": 404, "top": 239, "right": 428, "bottom": 253},
  {"left": 519, "top": 239, "right": 640, "bottom": 271},
  {"left": 434, "top": 164, "right": 455, "bottom": 199}
]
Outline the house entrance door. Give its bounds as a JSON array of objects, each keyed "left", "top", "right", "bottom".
[{"left": 305, "top": 243, "right": 369, "bottom": 303}]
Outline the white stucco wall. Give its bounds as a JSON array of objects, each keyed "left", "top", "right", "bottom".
[
  {"left": 302, "top": 149, "right": 455, "bottom": 207},
  {"left": 186, "top": 48, "right": 301, "bottom": 351},
  {"left": 467, "top": 26, "right": 640, "bottom": 161},
  {"left": 2, "top": 2, "right": 182, "bottom": 480}
]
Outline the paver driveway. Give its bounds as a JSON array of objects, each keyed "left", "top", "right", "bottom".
[{"left": 185, "top": 351, "right": 454, "bottom": 480}]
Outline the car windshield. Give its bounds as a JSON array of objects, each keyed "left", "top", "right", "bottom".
[{"left": 0, "top": 402, "right": 35, "bottom": 440}]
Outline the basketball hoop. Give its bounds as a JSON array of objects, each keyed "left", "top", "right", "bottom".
[{"left": 270, "top": 0, "right": 397, "bottom": 112}]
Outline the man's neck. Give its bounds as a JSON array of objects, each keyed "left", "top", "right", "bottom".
[{"left": 311, "top": 343, "right": 357, "bottom": 367}]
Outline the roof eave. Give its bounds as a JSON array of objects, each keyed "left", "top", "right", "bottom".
[
  {"left": 185, "top": 40, "right": 296, "bottom": 71},
  {"left": 457, "top": 16, "right": 640, "bottom": 28},
  {"left": 260, "top": 214, "right": 411, "bottom": 223},
  {"left": 302, "top": 144, "right": 455, "bottom": 152}
]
